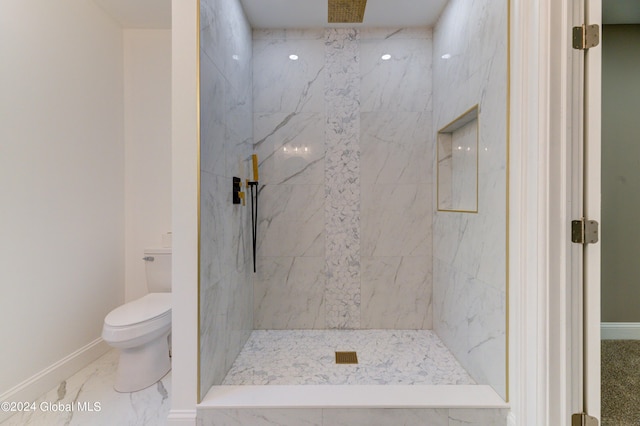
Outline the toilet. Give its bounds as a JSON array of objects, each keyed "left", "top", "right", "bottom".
[{"left": 102, "top": 248, "right": 172, "bottom": 392}]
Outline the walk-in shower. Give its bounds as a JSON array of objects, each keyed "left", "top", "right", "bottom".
[{"left": 198, "top": 0, "right": 509, "bottom": 423}]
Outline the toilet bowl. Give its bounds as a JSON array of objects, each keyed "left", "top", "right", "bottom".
[{"left": 102, "top": 248, "right": 172, "bottom": 392}]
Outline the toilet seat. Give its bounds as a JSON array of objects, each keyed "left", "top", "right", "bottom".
[
  {"left": 105, "top": 293, "right": 171, "bottom": 326},
  {"left": 102, "top": 293, "right": 171, "bottom": 344}
]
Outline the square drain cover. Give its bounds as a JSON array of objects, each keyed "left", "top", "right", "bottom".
[{"left": 335, "top": 351, "right": 358, "bottom": 364}]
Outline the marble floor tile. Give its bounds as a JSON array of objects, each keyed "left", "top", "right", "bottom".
[
  {"left": 1, "top": 349, "right": 171, "bottom": 426},
  {"left": 221, "top": 330, "right": 474, "bottom": 386}
]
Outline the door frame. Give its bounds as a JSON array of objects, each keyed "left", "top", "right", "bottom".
[
  {"left": 544, "top": 0, "right": 602, "bottom": 423},
  {"left": 510, "top": 0, "right": 600, "bottom": 424},
  {"left": 582, "top": 0, "right": 602, "bottom": 419}
]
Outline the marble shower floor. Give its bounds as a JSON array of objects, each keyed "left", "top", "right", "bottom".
[
  {"left": 222, "top": 330, "right": 475, "bottom": 386},
  {"left": 1, "top": 349, "right": 171, "bottom": 426}
]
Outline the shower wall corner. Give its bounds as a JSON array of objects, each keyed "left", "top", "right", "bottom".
[{"left": 199, "top": 0, "right": 255, "bottom": 398}]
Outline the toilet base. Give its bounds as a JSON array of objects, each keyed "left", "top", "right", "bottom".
[{"left": 114, "top": 330, "right": 171, "bottom": 392}]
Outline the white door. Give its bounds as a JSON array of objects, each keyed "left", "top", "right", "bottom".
[{"left": 583, "top": 0, "right": 602, "bottom": 420}]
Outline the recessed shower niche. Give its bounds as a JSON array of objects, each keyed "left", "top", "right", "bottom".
[{"left": 437, "top": 106, "right": 479, "bottom": 212}]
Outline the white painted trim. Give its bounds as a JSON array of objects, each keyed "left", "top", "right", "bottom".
[
  {"left": 583, "top": 0, "right": 602, "bottom": 420},
  {"left": 0, "top": 338, "right": 110, "bottom": 423},
  {"left": 167, "top": 409, "right": 198, "bottom": 425},
  {"left": 509, "top": 0, "right": 550, "bottom": 424},
  {"left": 547, "top": 0, "right": 584, "bottom": 424},
  {"left": 200, "top": 385, "right": 508, "bottom": 409},
  {"left": 170, "top": 0, "right": 200, "bottom": 424},
  {"left": 601, "top": 323, "right": 640, "bottom": 340}
]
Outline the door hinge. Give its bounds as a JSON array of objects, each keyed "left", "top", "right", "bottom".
[
  {"left": 573, "top": 24, "right": 600, "bottom": 50},
  {"left": 572, "top": 413, "right": 599, "bottom": 426},
  {"left": 571, "top": 218, "right": 599, "bottom": 244}
]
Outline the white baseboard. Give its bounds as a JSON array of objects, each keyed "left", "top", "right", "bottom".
[
  {"left": 167, "top": 409, "right": 198, "bottom": 425},
  {"left": 0, "top": 338, "right": 110, "bottom": 423},
  {"left": 601, "top": 322, "right": 640, "bottom": 340}
]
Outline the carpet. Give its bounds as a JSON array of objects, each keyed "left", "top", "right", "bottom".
[{"left": 601, "top": 340, "right": 640, "bottom": 425}]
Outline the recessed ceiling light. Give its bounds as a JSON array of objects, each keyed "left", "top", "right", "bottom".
[
  {"left": 441, "top": 53, "right": 452, "bottom": 59},
  {"left": 381, "top": 54, "right": 391, "bottom": 61},
  {"left": 289, "top": 54, "right": 299, "bottom": 61}
]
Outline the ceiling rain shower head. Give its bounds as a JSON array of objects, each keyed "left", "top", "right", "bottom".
[{"left": 328, "top": 0, "right": 368, "bottom": 23}]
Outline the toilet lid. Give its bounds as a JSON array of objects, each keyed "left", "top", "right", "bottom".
[{"left": 105, "top": 293, "right": 171, "bottom": 327}]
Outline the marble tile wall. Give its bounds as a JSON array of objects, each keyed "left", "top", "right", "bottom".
[
  {"left": 360, "top": 28, "right": 433, "bottom": 329},
  {"left": 198, "top": 408, "right": 509, "bottom": 426},
  {"left": 199, "top": 0, "right": 254, "bottom": 396},
  {"left": 253, "top": 28, "right": 433, "bottom": 330},
  {"left": 252, "top": 29, "right": 327, "bottom": 329},
  {"left": 432, "top": 0, "right": 508, "bottom": 399}
]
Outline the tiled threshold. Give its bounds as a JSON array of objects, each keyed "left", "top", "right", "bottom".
[
  {"left": 197, "top": 385, "right": 509, "bottom": 426},
  {"left": 199, "top": 384, "right": 508, "bottom": 409}
]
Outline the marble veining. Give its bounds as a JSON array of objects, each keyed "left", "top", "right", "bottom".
[
  {"left": 252, "top": 28, "right": 434, "bottom": 331},
  {"left": 360, "top": 111, "right": 433, "bottom": 186},
  {"left": 361, "top": 256, "right": 433, "bottom": 329},
  {"left": 360, "top": 34, "right": 433, "bottom": 113},
  {"left": 324, "top": 29, "right": 362, "bottom": 329},
  {"left": 221, "top": 330, "right": 474, "bottom": 386},
  {"left": 256, "top": 184, "right": 325, "bottom": 257},
  {"left": 199, "top": 0, "right": 254, "bottom": 397},
  {"left": 254, "top": 256, "right": 326, "bottom": 329},
  {"left": 1, "top": 350, "right": 170, "bottom": 426},
  {"left": 432, "top": 0, "right": 508, "bottom": 399}
]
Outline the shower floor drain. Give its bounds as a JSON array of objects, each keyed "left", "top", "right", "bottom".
[{"left": 335, "top": 351, "right": 358, "bottom": 364}]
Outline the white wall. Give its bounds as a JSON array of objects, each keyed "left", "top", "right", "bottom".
[
  {"left": 601, "top": 25, "right": 640, "bottom": 323},
  {"left": 124, "top": 29, "right": 172, "bottom": 302},
  {"left": 0, "top": 0, "right": 124, "bottom": 396},
  {"left": 168, "top": 0, "right": 200, "bottom": 422}
]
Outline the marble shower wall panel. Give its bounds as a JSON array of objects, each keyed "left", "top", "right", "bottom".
[
  {"left": 433, "top": 259, "right": 506, "bottom": 392},
  {"left": 254, "top": 256, "right": 326, "bottom": 329},
  {"left": 361, "top": 184, "right": 431, "bottom": 257},
  {"left": 199, "top": 0, "right": 254, "bottom": 396},
  {"left": 361, "top": 256, "right": 432, "bottom": 329},
  {"left": 253, "top": 29, "right": 327, "bottom": 329},
  {"left": 253, "top": 30, "right": 325, "bottom": 115},
  {"left": 253, "top": 113, "right": 325, "bottom": 186},
  {"left": 360, "top": 111, "right": 433, "bottom": 186},
  {"left": 360, "top": 29, "right": 433, "bottom": 113},
  {"left": 256, "top": 184, "right": 324, "bottom": 257},
  {"left": 359, "top": 28, "right": 434, "bottom": 329},
  {"left": 324, "top": 28, "right": 361, "bottom": 329},
  {"left": 432, "top": 0, "right": 508, "bottom": 399}
]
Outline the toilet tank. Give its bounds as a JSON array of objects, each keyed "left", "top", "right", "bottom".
[{"left": 144, "top": 248, "right": 171, "bottom": 292}]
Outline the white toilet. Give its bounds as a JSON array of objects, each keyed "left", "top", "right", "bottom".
[{"left": 102, "top": 248, "right": 172, "bottom": 392}]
